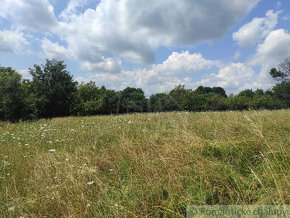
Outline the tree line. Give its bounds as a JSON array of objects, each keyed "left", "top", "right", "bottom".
[{"left": 0, "top": 57, "right": 289, "bottom": 122}]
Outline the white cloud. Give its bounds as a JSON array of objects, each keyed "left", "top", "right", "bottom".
[
  {"left": 195, "top": 63, "right": 258, "bottom": 94},
  {"left": 0, "top": 0, "right": 259, "bottom": 77},
  {"left": 153, "top": 51, "right": 218, "bottom": 76},
  {"left": 0, "top": 30, "right": 30, "bottom": 53},
  {"left": 135, "top": 51, "right": 217, "bottom": 93},
  {"left": 41, "top": 38, "right": 70, "bottom": 60},
  {"left": 250, "top": 29, "right": 290, "bottom": 67},
  {"left": 60, "top": 0, "right": 92, "bottom": 20},
  {"left": 80, "top": 57, "right": 122, "bottom": 74},
  {"left": 75, "top": 51, "right": 217, "bottom": 94},
  {"left": 233, "top": 10, "right": 279, "bottom": 47},
  {"left": 53, "top": 0, "right": 259, "bottom": 72},
  {"left": 0, "top": 0, "right": 57, "bottom": 31}
]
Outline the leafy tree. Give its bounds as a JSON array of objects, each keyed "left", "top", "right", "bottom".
[
  {"left": 120, "top": 87, "right": 147, "bottom": 113},
  {"left": 272, "top": 82, "right": 290, "bottom": 107},
  {"left": 237, "top": 89, "right": 255, "bottom": 98},
  {"left": 74, "top": 82, "right": 102, "bottom": 116},
  {"left": 270, "top": 57, "right": 290, "bottom": 83},
  {"left": 226, "top": 95, "right": 250, "bottom": 111},
  {"left": 203, "top": 93, "right": 228, "bottom": 111},
  {"left": 195, "top": 86, "right": 227, "bottom": 97},
  {"left": 149, "top": 93, "right": 170, "bottom": 112},
  {"left": 21, "top": 79, "right": 38, "bottom": 120},
  {"left": 100, "top": 89, "right": 120, "bottom": 114},
  {"left": 183, "top": 92, "right": 206, "bottom": 112},
  {"left": 167, "top": 85, "right": 188, "bottom": 111},
  {"left": 212, "top": 87, "right": 227, "bottom": 98},
  {"left": 0, "top": 67, "right": 26, "bottom": 122},
  {"left": 269, "top": 57, "right": 290, "bottom": 107},
  {"left": 30, "top": 59, "right": 77, "bottom": 118}
]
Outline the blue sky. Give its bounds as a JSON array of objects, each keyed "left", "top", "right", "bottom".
[{"left": 0, "top": 0, "right": 289, "bottom": 95}]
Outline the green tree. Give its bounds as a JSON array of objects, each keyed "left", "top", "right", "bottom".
[
  {"left": 30, "top": 59, "right": 77, "bottom": 118},
  {"left": 167, "top": 85, "right": 188, "bottom": 111},
  {"left": 269, "top": 57, "right": 290, "bottom": 107},
  {"left": 270, "top": 57, "right": 290, "bottom": 83},
  {"left": 272, "top": 82, "right": 290, "bottom": 107},
  {"left": 120, "top": 87, "right": 147, "bottom": 113},
  {"left": 0, "top": 67, "right": 25, "bottom": 122},
  {"left": 149, "top": 93, "right": 170, "bottom": 112}
]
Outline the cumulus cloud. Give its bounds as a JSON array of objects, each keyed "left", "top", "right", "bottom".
[
  {"left": 75, "top": 51, "right": 217, "bottom": 94},
  {"left": 0, "top": 0, "right": 57, "bottom": 31},
  {"left": 0, "top": 0, "right": 259, "bottom": 76},
  {"left": 195, "top": 63, "right": 258, "bottom": 94},
  {"left": 60, "top": 0, "right": 92, "bottom": 20},
  {"left": 250, "top": 29, "right": 290, "bottom": 67},
  {"left": 54, "top": 0, "right": 259, "bottom": 72},
  {"left": 233, "top": 10, "right": 279, "bottom": 47},
  {"left": 41, "top": 38, "right": 70, "bottom": 60},
  {"left": 80, "top": 57, "right": 122, "bottom": 74},
  {"left": 135, "top": 51, "right": 218, "bottom": 93},
  {"left": 0, "top": 30, "right": 30, "bottom": 53}
]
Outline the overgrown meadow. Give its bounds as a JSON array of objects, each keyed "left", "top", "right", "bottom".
[{"left": 0, "top": 110, "right": 289, "bottom": 217}]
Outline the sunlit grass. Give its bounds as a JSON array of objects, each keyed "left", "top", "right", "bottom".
[{"left": 0, "top": 110, "right": 289, "bottom": 217}]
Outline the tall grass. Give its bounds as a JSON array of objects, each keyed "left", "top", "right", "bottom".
[{"left": 0, "top": 110, "right": 289, "bottom": 217}]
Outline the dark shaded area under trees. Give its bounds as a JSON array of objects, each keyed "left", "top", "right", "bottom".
[{"left": 0, "top": 57, "right": 289, "bottom": 122}]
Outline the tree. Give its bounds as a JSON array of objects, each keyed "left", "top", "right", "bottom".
[
  {"left": 167, "top": 85, "right": 188, "bottom": 111},
  {"left": 278, "top": 56, "right": 290, "bottom": 82},
  {"left": 119, "top": 87, "right": 147, "bottom": 113},
  {"left": 149, "top": 93, "right": 170, "bottom": 112},
  {"left": 272, "top": 82, "right": 290, "bottom": 107},
  {"left": 270, "top": 56, "right": 290, "bottom": 83},
  {"left": 238, "top": 89, "right": 255, "bottom": 98},
  {"left": 30, "top": 59, "right": 77, "bottom": 118},
  {"left": 73, "top": 82, "right": 102, "bottom": 116},
  {"left": 269, "top": 57, "right": 290, "bottom": 107},
  {"left": 0, "top": 67, "right": 25, "bottom": 122},
  {"left": 195, "top": 86, "right": 227, "bottom": 97}
]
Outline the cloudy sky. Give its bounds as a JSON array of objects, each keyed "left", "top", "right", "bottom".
[{"left": 0, "top": 0, "right": 290, "bottom": 95}]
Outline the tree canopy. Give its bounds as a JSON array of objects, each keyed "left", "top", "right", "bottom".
[{"left": 0, "top": 57, "right": 289, "bottom": 122}]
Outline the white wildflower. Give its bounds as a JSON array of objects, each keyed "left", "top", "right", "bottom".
[
  {"left": 8, "top": 206, "right": 15, "bottom": 211},
  {"left": 87, "top": 181, "right": 94, "bottom": 185},
  {"left": 49, "top": 149, "right": 56, "bottom": 152},
  {"left": 114, "top": 203, "right": 119, "bottom": 207}
]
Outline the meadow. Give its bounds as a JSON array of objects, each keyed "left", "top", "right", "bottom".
[{"left": 0, "top": 110, "right": 289, "bottom": 217}]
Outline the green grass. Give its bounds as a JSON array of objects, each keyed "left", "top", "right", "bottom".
[{"left": 0, "top": 110, "right": 289, "bottom": 217}]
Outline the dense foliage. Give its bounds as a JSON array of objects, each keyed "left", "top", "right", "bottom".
[{"left": 0, "top": 57, "right": 289, "bottom": 122}]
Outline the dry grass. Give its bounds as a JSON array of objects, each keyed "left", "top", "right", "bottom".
[{"left": 0, "top": 110, "right": 289, "bottom": 217}]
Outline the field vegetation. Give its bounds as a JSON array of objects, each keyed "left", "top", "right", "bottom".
[{"left": 1, "top": 110, "right": 289, "bottom": 217}]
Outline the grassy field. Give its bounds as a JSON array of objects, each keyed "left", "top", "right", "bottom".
[{"left": 0, "top": 110, "right": 289, "bottom": 217}]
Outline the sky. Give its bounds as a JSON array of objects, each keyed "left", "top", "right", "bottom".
[{"left": 0, "top": 0, "right": 290, "bottom": 95}]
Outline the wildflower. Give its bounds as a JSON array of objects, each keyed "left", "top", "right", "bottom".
[
  {"left": 49, "top": 149, "right": 56, "bottom": 152},
  {"left": 8, "top": 206, "right": 15, "bottom": 211},
  {"left": 65, "top": 158, "right": 69, "bottom": 161},
  {"left": 109, "top": 168, "right": 114, "bottom": 172},
  {"left": 114, "top": 203, "right": 119, "bottom": 207},
  {"left": 128, "top": 120, "right": 132, "bottom": 124},
  {"left": 87, "top": 181, "right": 94, "bottom": 185}
]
